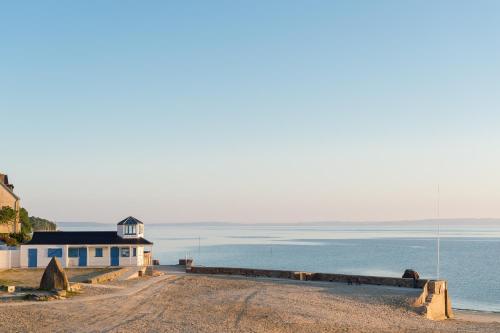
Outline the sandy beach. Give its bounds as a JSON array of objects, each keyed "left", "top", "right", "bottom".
[{"left": 1, "top": 270, "right": 499, "bottom": 333}]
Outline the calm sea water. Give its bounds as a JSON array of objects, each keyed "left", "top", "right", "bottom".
[{"left": 60, "top": 221, "right": 500, "bottom": 312}]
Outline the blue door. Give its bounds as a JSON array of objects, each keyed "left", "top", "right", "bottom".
[
  {"left": 78, "top": 247, "right": 87, "bottom": 267},
  {"left": 111, "top": 247, "right": 119, "bottom": 266},
  {"left": 28, "top": 248, "right": 37, "bottom": 268}
]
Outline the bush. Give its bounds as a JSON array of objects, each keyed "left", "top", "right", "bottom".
[
  {"left": 0, "top": 206, "right": 16, "bottom": 225},
  {"left": 19, "top": 208, "right": 32, "bottom": 234},
  {"left": 0, "top": 234, "right": 19, "bottom": 246},
  {"left": 10, "top": 232, "right": 29, "bottom": 243}
]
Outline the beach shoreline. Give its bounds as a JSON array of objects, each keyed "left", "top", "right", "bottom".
[
  {"left": 454, "top": 309, "right": 500, "bottom": 323},
  {"left": 1, "top": 271, "right": 500, "bottom": 332}
]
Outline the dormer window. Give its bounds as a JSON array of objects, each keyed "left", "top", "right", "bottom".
[
  {"left": 117, "top": 216, "right": 145, "bottom": 239},
  {"left": 125, "top": 224, "right": 136, "bottom": 235}
]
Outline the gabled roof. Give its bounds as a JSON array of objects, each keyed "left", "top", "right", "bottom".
[
  {"left": 26, "top": 231, "right": 153, "bottom": 245},
  {"left": 117, "top": 216, "right": 144, "bottom": 225},
  {"left": 0, "top": 181, "right": 20, "bottom": 200}
]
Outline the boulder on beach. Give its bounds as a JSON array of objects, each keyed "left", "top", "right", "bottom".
[
  {"left": 402, "top": 269, "right": 420, "bottom": 280},
  {"left": 39, "top": 257, "right": 70, "bottom": 291}
]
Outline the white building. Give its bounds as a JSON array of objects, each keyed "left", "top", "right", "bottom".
[{"left": 20, "top": 216, "right": 153, "bottom": 268}]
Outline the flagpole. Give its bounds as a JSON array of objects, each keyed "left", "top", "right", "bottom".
[{"left": 437, "top": 184, "right": 440, "bottom": 280}]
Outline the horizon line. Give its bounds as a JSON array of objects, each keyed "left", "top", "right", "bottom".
[{"left": 56, "top": 217, "right": 500, "bottom": 225}]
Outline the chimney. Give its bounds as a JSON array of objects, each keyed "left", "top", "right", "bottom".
[{"left": 0, "top": 173, "right": 14, "bottom": 190}]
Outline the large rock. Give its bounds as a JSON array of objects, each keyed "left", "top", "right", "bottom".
[
  {"left": 39, "top": 257, "right": 70, "bottom": 291},
  {"left": 402, "top": 269, "right": 420, "bottom": 280}
]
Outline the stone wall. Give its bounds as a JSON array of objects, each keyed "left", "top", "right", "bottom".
[
  {"left": 84, "top": 267, "right": 128, "bottom": 283},
  {"left": 189, "top": 266, "right": 428, "bottom": 288}
]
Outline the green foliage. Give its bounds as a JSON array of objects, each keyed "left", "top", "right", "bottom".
[
  {"left": 0, "top": 206, "right": 57, "bottom": 245},
  {"left": 0, "top": 234, "right": 18, "bottom": 246},
  {"left": 9, "top": 232, "right": 29, "bottom": 243},
  {"left": 19, "top": 207, "right": 32, "bottom": 234},
  {"left": 30, "top": 216, "right": 57, "bottom": 231},
  {"left": 0, "top": 206, "right": 16, "bottom": 225}
]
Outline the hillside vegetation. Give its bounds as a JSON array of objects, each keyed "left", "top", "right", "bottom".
[
  {"left": 29, "top": 216, "right": 57, "bottom": 231},
  {"left": 0, "top": 206, "right": 57, "bottom": 245}
]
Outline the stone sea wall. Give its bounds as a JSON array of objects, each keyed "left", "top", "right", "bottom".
[{"left": 189, "top": 266, "right": 428, "bottom": 288}]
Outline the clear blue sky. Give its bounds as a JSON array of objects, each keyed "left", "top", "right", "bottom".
[{"left": 1, "top": 1, "right": 499, "bottom": 223}]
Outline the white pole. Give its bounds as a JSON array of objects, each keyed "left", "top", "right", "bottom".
[{"left": 437, "top": 184, "right": 441, "bottom": 280}]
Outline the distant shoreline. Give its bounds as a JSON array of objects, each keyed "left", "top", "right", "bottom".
[{"left": 57, "top": 218, "right": 500, "bottom": 227}]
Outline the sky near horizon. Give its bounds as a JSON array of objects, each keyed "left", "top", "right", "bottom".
[{"left": 1, "top": 1, "right": 499, "bottom": 223}]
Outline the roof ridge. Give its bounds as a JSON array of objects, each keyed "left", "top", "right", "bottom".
[
  {"left": 117, "top": 216, "right": 144, "bottom": 225},
  {"left": 27, "top": 230, "right": 153, "bottom": 245}
]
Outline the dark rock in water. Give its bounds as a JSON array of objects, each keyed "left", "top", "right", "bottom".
[
  {"left": 39, "top": 257, "right": 70, "bottom": 291},
  {"left": 402, "top": 269, "right": 420, "bottom": 280}
]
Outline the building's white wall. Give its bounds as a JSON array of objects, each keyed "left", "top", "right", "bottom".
[
  {"left": 87, "top": 246, "right": 110, "bottom": 267},
  {"left": 20, "top": 245, "right": 67, "bottom": 268},
  {"left": 11, "top": 249, "right": 20, "bottom": 268},
  {"left": 118, "top": 246, "right": 142, "bottom": 266},
  {"left": 19, "top": 246, "right": 27, "bottom": 268},
  {"left": 117, "top": 225, "right": 124, "bottom": 238},
  {"left": 20, "top": 244, "right": 146, "bottom": 268},
  {"left": 0, "top": 250, "right": 9, "bottom": 269},
  {"left": 137, "top": 246, "right": 144, "bottom": 266},
  {"left": 0, "top": 249, "right": 20, "bottom": 269}
]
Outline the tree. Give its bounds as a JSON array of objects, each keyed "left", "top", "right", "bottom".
[
  {"left": 30, "top": 216, "right": 57, "bottom": 231},
  {"left": 19, "top": 207, "right": 32, "bottom": 234},
  {"left": 0, "top": 205, "right": 57, "bottom": 245},
  {"left": 0, "top": 206, "right": 16, "bottom": 225}
]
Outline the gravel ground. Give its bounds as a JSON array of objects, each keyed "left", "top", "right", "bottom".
[{"left": 0, "top": 274, "right": 499, "bottom": 333}]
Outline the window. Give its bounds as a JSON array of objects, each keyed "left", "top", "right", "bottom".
[
  {"left": 95, "top": 248, "right": 103, "bottom": 257},
  {"left": 125, "top": 225, "right": 136, "bottom": 235},
  {"left": 68, "top": 248, "right": 79, "bottom": 257},
  {"left": 48, "top": 248, "right": 62, "bottom": 258},
  {"left": 132, "top": 247, "right": 137, "bottom": 257},
  {"left": 120, "top": 248, "right": 130, "bottom": 257}
]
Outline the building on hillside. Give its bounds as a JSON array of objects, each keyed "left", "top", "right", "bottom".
[
  {"left": 0, "top": 173, "right": 21, "bottom": 234},
  {"left": 20, "top": 216, "right": 153, "bottom": 268}
]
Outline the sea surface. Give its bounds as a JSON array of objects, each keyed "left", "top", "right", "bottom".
[{"left": 59, "top": 220, "right": 500, "bottom": 312}]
